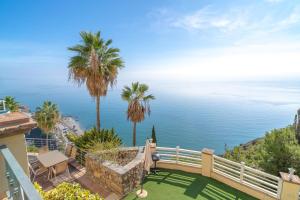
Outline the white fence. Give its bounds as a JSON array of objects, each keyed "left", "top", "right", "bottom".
[
  {"left": 213, "top": 155, "right": 281, "bottom": 199},
  {"left": 156, "top": 146, "right": 202, "bottom": 168},
  {"left": 155, "top": 146, "right": 284, "bottom": 199}
]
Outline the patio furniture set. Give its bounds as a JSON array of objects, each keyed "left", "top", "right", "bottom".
[{"left": 28, "top": 143, "right": 77, "bottom": 183}]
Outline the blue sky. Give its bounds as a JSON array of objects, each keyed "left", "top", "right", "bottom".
[{"left": 1, "top": 0, "right": 300, "bottom": 84}]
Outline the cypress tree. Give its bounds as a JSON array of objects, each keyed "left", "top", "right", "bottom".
[{"left": 151, "top": 125, "right": 157, "bottom": 143}]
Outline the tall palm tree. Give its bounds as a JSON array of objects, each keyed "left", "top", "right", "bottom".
[
  {"left": 121, "top": 82, "right": 155, "bottom": 146},
  {"left": 68, "top": 31, "right": 124, "bottom": 131},
  {"left": 35, "top": 101, "right": 60, "bottom": 148},
  {"left": 4, "top": 96, "right": 19, "bottom": 112}
]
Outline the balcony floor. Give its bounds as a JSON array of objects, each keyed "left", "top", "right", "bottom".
[{"left": 124, "top": 169, "right": 258, "bottom": 200}]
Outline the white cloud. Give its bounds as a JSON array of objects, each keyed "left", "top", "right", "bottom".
[
  {"left": 277, "top": 6, "right": 300, "bottom": 28},
  {"left": 124, "top": 41, "right": 300, "bottom": 82},
  {"left": 167, "top": 7, "right": 248, "bottom": 32},
  {"left": 149, "top": 3, "right": 300, "bottom": 35},
  {"left": 264, "top": 0, "right": 284, "bottom": 3}
]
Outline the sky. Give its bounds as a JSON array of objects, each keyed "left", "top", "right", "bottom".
[{"left": 1, "top": 0, "right": 300, "bottom": 84}]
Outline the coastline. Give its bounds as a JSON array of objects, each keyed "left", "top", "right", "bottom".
[
  {"left": 59, "top": 116, "right": 84, "bottom": 136},
  {"left": 53, "top": 115, "right": 84, "bottom": 145},
  {"left": 26, "top": 112, "right": 84, "bottom": 143}
]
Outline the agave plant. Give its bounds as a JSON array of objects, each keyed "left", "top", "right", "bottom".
[{"left": 67, "top": 127, "right": 122, "bottom": 150}]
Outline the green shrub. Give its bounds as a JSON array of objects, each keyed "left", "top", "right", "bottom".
[
  {"left": 27, "top": 145, "right": 39, "bottom": 153},
  {"left": 67, "top": 127, "right": 122, "bottom": 150},
  {"left": 260, "top": 126, "right": 300, "bottom": 176},
  {"left": 224, "top": 139, "right": 264, "bottom": 168},
  {"left": 89, "top": 141, "right": 121, "bottom": 163},
  {"left": 224, "top": 126, "right": 300, "bottom": 176},
  {"left": 35, "top": 182, "right": 102, "bottom": 200}
]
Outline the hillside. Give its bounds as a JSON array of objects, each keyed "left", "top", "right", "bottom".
[{"left": 224, "top": 126, "right": 300, "bottom": 176}]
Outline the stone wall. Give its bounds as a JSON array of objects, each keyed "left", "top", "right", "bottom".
[{"left": 85, "top": 147, "right": 144, "bottom": 196}]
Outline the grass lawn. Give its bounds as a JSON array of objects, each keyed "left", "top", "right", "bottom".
[{"left": 124, "top": 169, "right": 258, "bottom": 200}]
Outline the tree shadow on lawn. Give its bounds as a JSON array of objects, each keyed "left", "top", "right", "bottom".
[{"left": 143, "top": 169, "right": 258, "bottom": 200}]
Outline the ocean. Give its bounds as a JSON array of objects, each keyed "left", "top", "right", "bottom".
[{"left": 1, "top": 72, "right": 299, "bottom": 154}]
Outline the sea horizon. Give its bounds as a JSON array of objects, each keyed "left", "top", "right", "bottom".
[{"left": 1, "top": 74, "right": 299, "bottom": 153}]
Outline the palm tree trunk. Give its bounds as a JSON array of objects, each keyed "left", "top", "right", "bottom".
[
  {"left": 133, "top": 122, "right": 137, "bottom": 146},
  {"left": 96, "top": 95, "right": 100, "bottom": 131}
]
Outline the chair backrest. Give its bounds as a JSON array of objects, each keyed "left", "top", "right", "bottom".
[
  {"left": 70, "top": 146, "right": 77, "bottom": 159},
  {"left": 30, "top": 160, "right": 40, "bottom": 170},
  {"left": 55, "top": 161, "right": 68, "bottom": 175},
  {"left": 38, "top": 146, "right": 49, "bottom": 154},
  {"left": 28, "top": 162, "right": 34, "bottom": 173},
  {"left": 65, "top": 144, "right": 73, "bottom": 157},
  {"left": 29, "top": 161, "right": 46, "bottom": 175}
]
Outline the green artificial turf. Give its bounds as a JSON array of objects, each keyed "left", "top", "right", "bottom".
[{"left": 124, "top": 169, "right": 258, "bottom": 200}]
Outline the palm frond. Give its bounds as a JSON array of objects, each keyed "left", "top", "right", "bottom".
[
  {"left": 35, "top": 101, "right": 60, "bottom": 134},
  {"left": 143, "top": 94, "right": 155, "bottom": 101},
  {"left": 68, "top": 31, "right": 124, "bottom": 98},
  {"left": 121, "top": 82, "right": 155, "bottom": 123}
]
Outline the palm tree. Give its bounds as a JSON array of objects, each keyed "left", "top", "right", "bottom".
[
  {"left": 68, "top": 31, "right": 124, "bottom": 131},
  {"left": 35, "top": 101, "right": 60, "bottom": 149},
  {"left": 4, "top": 96, "right": 19, "bottom": 112},
  {"left": 121, "top": 82, "right": 155, "bottom": 146}
]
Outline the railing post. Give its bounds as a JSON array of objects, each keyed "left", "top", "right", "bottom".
[
  {"left": 279, "top": 172, "right": 300, "bottom": 200},
  {"left": 201, "top": 148, "right": 214, "bottom": 177},
  {"left": 176, "top": 146, "right": 179, "bottom": 164},
  {"left": 150, "top": 142, "right": 156, "bottom": 154},
  {"left": 240, "top": 162, "right": 245, "bottom": 183},
  {"left": 277, "top": 178, "right": 282, "bottom": 199}
]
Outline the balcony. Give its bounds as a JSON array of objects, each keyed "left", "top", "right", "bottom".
[
  {"left": 0, "top": 133, "right": 299, "bottom": 200},
  {"left": 0, "top": 145, "right": 42, "bottom": 200},
  {"left": 22, "top": 138, "right": 300, "bottom": 200},
  {"left": 25, "top": 138, "right": 117, "bottom": 199}
]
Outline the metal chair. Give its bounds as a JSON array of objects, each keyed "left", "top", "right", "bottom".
[
  {"left": 28, "top": 161, "right": 48, "bottom": 182},
  {"left": 64, "top": 143, "right": 73, "bottom": 157},
  {"left": 51, "top": 161, "right": 70, "bottom": 178},
  {"left": 65, "top": 145, "right": 77, "bottom": 165},
  {"left": 50, "top": 161, "right": 72, "bottom": 186}
]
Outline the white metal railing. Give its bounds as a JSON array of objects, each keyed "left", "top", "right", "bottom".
[
  {"left": 25, "top": 137, "right": 90, "bottom": 168},
  {"left": 25, "top": 137, "right": 88, "bottom": 166},
  {"left": 156, "top": 146, "right": 283, "bottom": 199},
  {"left": 156, "top": 146, "right": 202, "bottom": 168},
  {"left": 213, "top": 155, "right": 281, "bottom": 199},
  {"left": 0, "top": 145, "right": 42, "bottom": 200},
  {"left": 25, "top": 138, "right": 62, "bottom": 152}
]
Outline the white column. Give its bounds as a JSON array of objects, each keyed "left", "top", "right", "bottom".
[
  {"left": 240, "top": 162, "right": 245, "bottom": 183},
  {"left": 176, "top": 146, "right": 179, "bottom": 164}
]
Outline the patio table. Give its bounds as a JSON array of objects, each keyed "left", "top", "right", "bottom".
[{"left": 37, "top": 150, "right": 68, "bottom": 179}]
